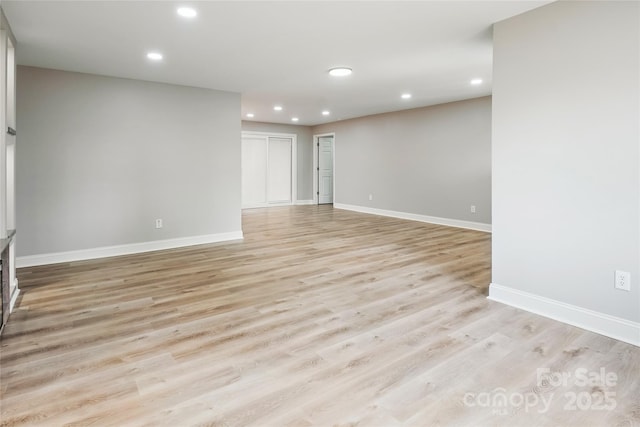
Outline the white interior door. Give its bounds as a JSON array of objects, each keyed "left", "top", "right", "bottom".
[
  {"left": 318, "top": 136, "right": 333, "bottom": 204},
  {"left": 241, "top": 136, "right": 268, "bottom": 206}
]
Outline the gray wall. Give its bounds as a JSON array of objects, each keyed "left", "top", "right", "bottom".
[
  {"left": 241, "top": 121, "right": 313, "bottom": 201},
  {"left": 492, "top": 1, "right": 639, "bottom": 322},
  {"left": 312, "top": 97, "right": 492, "bottom": 224},
  {"left": 17, "top": 66, "right": 241, "bottom": 256}
]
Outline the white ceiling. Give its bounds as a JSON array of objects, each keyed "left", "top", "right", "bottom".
[{"left": 2, "top": 1, "right": 551, "bottom": 126}]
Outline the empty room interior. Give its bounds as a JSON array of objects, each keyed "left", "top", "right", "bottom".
[{"left": 0, "top": 1, "right": 639, "bottom": 426}]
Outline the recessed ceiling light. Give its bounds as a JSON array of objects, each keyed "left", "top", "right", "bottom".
[
  {"left": 274, "top": 105, "right": 283, "bottom": 111},
  {"left": 146, "top": 52, "right": 163, "bottom": 61},
  {"left": 246, "top": 113, "right": 254, "bottom": 118},
  {"left": 322, "top": 110, "right": 330, "bottom": 116},
  {"left": 470, "top": 78, "right": 483, "bottom": 85},
  {"left": 401, "top": 93, "right": 412, "bottom": 99},
  {"left": 177, "top": 7, "right": 197, "bottom": 18},
  {"left": 291, "top": 117, "right": 299, "bottom": 122},
  {"left": 329, "top": 67, "right": 353, "bottom": 77}
]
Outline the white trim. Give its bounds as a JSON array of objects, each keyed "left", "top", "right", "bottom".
[
  {"left": 313, "top": 132, "right": 336, "bottom": 205},
  {"left": 334, "top": 203, "right": 491, "bottom": 232},
  {"left": 9, "top": 279, "right": 19, "bottom": 312},
  {"left": 16, "top": 231, "right": 244, "bottom": 268},
  {"left": 488, "top": 283, "right": 640, "bottom": 347},
  {"left": 295, "top": 200, "right": 315, "bottom": 205},
  {"left": 313, "top": 140, "right": 317, "bottom": 204},
  {"left": 291, "top": 136, "right": 297, "bottom": 205},
  {"left": 0, "top": 29, "right": 8, "bottom": 236}
]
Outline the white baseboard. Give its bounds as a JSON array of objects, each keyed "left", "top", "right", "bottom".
[
  {"left": 488, "top": 283, "right": 640, "bottom": 347},
  {"left": 242, "top": 202, "right": 294, "bottom": 209},
  {"left": 9, "top": 280, "right": 19, "bottom": 312},
  {"left": 16, "top": 231, "right": 244, "bottom": 268},
  {"left": 242, "top": 200, "right": 316, "bottom": 208},
  {"left": 334, "top": 203, "right": 491, "bottom": 232}
]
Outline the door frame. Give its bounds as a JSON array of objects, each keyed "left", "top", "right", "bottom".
[
  {"left": 313, "top": 133, "right": 335, "bottom": 205},
  {"left": 241, "top": 131, "right": 297, "bottom": 208}
]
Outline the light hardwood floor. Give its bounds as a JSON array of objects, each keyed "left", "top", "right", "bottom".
[{"left": 1, "top": 205, "right": 638, "bottom": 426}]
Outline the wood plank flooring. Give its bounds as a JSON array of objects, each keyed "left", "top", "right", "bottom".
[{"left": 1, "top": 205, "right": 638, "bottom": 426}]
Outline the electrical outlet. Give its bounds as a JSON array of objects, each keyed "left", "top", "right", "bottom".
[
  {"left": 614, "top": 270, "right": 630, "bottom": 291},
  {"left": 470, "top": 205, "right": 476, "bottom": 213},
  {"left": 155, "top": 219, "right": 163, "bottom": 229},
  {"left": 369, "top": 194, "right": 373, "bottom": 201}
]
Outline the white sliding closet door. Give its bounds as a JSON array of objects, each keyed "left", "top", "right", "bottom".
[
  {"left": 241, "top": 136, "right": 268, "bottom": 206},
  {"left": 267, "top": 137, "right": 292, "bottom": 204},
  {"left": 241, "top": 133, "right": 295, "bottom": 208}
]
